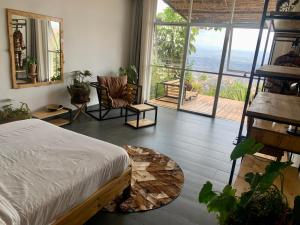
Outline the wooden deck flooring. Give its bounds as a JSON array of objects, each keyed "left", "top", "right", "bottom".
[{"left": 149, "top": 95, "right": 244, "bottom": 121}]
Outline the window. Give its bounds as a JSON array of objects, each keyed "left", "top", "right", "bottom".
[{"left": 226, "top": 28, "right": 274, "bottom": 74}]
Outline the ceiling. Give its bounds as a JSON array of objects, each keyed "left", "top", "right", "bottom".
[{"left": 163, "top": 0, "right": 277, "bottom": 24}]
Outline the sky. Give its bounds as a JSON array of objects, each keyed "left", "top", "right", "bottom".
[{"left": 156, "top": 0, "right": 273, "bottom": 51}]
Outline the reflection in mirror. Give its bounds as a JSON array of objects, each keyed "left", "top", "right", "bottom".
[{"left": 8, "top": 9, "right": 63, "bottom": 88}]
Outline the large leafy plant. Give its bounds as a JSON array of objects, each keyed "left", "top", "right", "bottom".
[
  {"left": 119, "top": 65, "right": 138, "bottom": 85},
  {"left": 70, "top": 70, "right": 92, "bottom": 90},
  {"left": 199, "top": 138, "right": 300, "bottom": 225}
]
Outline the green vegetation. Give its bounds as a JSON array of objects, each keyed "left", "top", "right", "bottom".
[
  {"left": 150, "top": 6, "right": 249, "bottom": 102},
  {"left": 0, "top": 102, "right": 31, "bottom": 124},
  {"left": 119, "top": 65, "right": 138, "bottom": 84},
  {"left": 199, "top": 138, "right": 300, "bottom": 225}
]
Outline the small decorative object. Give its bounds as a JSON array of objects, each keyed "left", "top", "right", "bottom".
[
  {"left": 67, "top": 70, "right": 92, "bottom": 104},
  {"left": 198, "top": 138, "right": 300, "bottom": 225},
  {"left": 119, "top": 65, "right": 138, "bottom": 84},
  {"left": 27, "top": 56, "right": 37, "bottom": 83},
  {"left": 46, "top": 104, "right": 64, "bottom": 112},
  {"left": 13, "top": 28, "right": 26, "bottom": 69},
  {"left": 0, "top": 101, "right": 31, "bottom": 124}
]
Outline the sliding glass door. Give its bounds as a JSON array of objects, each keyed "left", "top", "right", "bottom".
[{"left": 179, "top": 27, "right": 227, "bottom": 116}]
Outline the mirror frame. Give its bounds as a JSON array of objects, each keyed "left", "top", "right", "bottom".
[{"left": 7, "top": 9, "right": 64, "bottom": 89}]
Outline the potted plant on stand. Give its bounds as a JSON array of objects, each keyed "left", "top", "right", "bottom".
[
  {"left": 67, "top": 70, "right": 92, "bottom": 104},
  {"left": 27, "top": 56, "right": 37, "bottom": 83},
  {"left": 198, "top": 139, "right": 300, "bottom": 225}
]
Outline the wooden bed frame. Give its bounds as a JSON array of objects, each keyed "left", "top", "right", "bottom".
[{"left": 53, "top": 166, "right": 132, "bottom": 225}]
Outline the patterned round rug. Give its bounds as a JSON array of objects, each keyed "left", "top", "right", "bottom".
[{"left": 103, "top": 145, "right": 184, "bottom": 213}]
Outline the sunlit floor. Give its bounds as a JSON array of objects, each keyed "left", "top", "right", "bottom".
[{"left": 149, "top": 95, "right": 244, "bottom": 121}]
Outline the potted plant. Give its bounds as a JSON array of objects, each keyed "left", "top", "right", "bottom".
[
  {"left": 199, "top": 138, "right": 300, "bottom": 225},
  {"left": 0, "top": 102, "right": 31, "bottom": 124},
  {"left": 27, "top": 56, "right": 37, "bottom": 75},
  {"left": 119, "top": 65, "right": 138, "bottom": 84},
  {"left": 26, "top": 56, "right": 37, "bottom": 83},
  {"left": 67, "top": 70, "right": 92, "bottom": 104}
]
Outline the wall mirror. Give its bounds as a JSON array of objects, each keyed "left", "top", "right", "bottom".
[{"left": 7, "top": 9, "right": 64, "bottom": 89}]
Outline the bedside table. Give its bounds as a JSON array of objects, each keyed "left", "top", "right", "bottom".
[{"left": 32, "top": 107, "right": 72, "bottom": 127}]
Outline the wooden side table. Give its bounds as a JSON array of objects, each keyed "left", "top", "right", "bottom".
[
  {"left": 125, "top": 103, "right": 157, "bottom": 129},
  {"left": 32, "top": 107, "right": 72, "bottom": 127}
]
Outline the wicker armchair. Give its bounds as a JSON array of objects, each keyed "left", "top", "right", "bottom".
[{"left": 86, "top": 76, "right": 141, "bottom": 120}]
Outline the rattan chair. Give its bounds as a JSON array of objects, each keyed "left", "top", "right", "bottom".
[{"left": 86, "top": 76, "right": 141, "bottom": 121}]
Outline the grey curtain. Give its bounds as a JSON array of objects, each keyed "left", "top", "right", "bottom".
[
  {"left": 30, "top": 19, "right": 37, "bottom": 60},
  {"left": 129, "top": 0, "right": 144, "bottom": 84}
]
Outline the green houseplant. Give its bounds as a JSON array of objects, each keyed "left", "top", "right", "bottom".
[
  {"left": 0, "top": 102, "right": 31, "bottom": 124},
  {"left": 67, "top": 70, "right": 92, "bottom": 104},
  {"left": 199, "top": 138, "right": 300, "bottom": 225},
  {"left": 119, "top": 65, "right": 138, "bottom": 84},
  {"left": 26, "top": 56, "right": 37, "bottom": 74}
]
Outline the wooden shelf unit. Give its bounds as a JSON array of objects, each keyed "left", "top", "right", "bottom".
[
  {"left": 229, "top": 1, "right": 300, "bottom": 201},
  {"left": 32, "top": 107, "right": 72, "bottom": 127}
]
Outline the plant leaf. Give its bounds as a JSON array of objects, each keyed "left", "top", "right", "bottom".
[
  {"left": 239, "top": 190, "right": 254, "bottom": 207},
  {"left": 230, "top": 138, "right": 264, "bottom": 160},
  {"left": 199, "top": 181, "right": 217, "bottom": 204},
  {"left": 293, "top": 196, "right": 300, "bottom": 224},
  {"left": 244, "top": 172, "right": 262, "bottom": 190},
  {"left": 258, "top": 161, "right": 292, "bottom": 192}
]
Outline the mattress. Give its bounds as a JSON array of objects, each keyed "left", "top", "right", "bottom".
[{"left": 0, "top": 119, "right": 130, "bottom": 225}]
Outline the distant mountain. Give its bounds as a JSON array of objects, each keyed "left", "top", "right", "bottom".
[{"left": 188, "top": 44, "right": 267, "bottom": 73}]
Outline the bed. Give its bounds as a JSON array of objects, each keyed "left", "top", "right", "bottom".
[{"left": 0, "top": 119, "right": 131, "bottom": 225}]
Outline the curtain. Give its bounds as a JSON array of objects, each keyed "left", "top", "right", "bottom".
[
  {"left": 30, "top": 19, "right": 37, "bottom": 60},
  {"left": 129, "top": 0, "right": 144, "bottom": 85},
  {"left": 139, "top": 0, "right": 157, "bottom": 102},
  {"left": 35, "top": 19, "right": 49, "bottom": 82}
]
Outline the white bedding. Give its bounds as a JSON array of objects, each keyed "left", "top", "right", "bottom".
[{"left": 0, "top": 119, "right": 130, "bottom": 225}]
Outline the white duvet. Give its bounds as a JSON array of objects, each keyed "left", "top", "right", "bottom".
[{"left": 0, "top": 119, "right": 130, "bottom": 225}]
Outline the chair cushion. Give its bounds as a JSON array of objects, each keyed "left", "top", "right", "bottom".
[
  {"left": 111, "top": 98, "right": 129, "bottom": 108},
  {"left": 97, "top": 76, "right": 127, "bottom": 98}
]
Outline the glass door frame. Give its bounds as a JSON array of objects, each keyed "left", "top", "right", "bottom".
[
  {"left": 177, "top": 21, "right": 231, "bottom": 118},
  {"left": 149, "top": 0, "right": 262, "bottom": 118}
]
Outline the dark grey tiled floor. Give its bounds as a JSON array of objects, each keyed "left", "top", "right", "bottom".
[{"left": 66, "top": 107, "right": 240, "bottom": 225}]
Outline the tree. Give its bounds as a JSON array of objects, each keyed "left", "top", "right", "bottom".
[
  {"left": 153, "top": 8, "right": 199, "bottom": 68},
  {"left": 150, "top": 7, "right": 199, "bottom": 98}
]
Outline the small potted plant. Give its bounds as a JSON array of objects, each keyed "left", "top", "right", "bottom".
[
  {"left": 119, "top": 65, "right": 138, "bottom": 84},
  {"left": 67, "top": 70, "right": 92, "bottom": 104},
  {"left": 198, "top": 138, "right": 300, "bottom": 225},
  {"left": 26, "top": 56, "right": 37, "bottom": 83},
  {"left": 0, "top": 101, "right": 31, "bottom": 124}
]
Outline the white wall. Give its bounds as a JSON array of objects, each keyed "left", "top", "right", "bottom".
[{"left": 0, "top": 0, "right": 132, "bottom": 111}]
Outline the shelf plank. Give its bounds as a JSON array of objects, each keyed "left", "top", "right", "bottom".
[
  {"left": 128, "top": 104, "right": 155, "bottom": 112},
  {"left": 255, "top": 65, "right": 300, "bottom": 79},
  {"left": 234, "top": 155, "right": 300, "bottom": 208},
  {"left": 247, "top": 92, "right": 300, "bottom": 126},
  {"left": 48, "top": 118, "right": 70, "bottom": 127},
  {"left": 33, "top": 108, "right": 69, "bottom": 120},
  {"left": 126, "top": 119, "right": 155, "bottom": 128},
  {"left": 250, "top": 119, "right": 300, "bottom": 154}
]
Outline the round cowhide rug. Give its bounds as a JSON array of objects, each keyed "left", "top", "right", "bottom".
[{"left": 103, "top": 145, "right": 184, "bottom": 213}]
